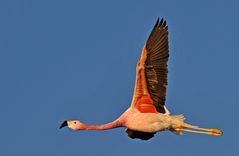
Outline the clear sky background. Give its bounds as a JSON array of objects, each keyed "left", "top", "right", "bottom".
[{"left": 0, "top": 0, "right": 238, "bottom": 155}]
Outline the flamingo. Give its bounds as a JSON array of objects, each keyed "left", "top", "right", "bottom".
[{"left": 60, "top": 18, "right": 222, "bottom": 140}]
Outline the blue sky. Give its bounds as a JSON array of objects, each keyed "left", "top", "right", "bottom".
[{"left": 0, "top": 0, "right": 238, "bottom": 155}]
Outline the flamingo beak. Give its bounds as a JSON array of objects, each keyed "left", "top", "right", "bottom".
[{"left": 59, "top": 120, "right": 68, "bottom": 129}]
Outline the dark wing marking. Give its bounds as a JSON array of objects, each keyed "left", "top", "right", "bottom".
[
  {"left": 145, "top": 18, "right": 169, "bottom": 113},
  {"left": 125, "top": 128, "right": 155, "bottom": 140}
]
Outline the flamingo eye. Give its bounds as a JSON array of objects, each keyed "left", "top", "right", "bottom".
[{"left": 74, "top": 122, "right": 77, "bottom": 124}]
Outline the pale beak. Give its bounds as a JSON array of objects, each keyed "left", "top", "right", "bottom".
[{"left": 59, "top": 120, "right": 68, "bottom": 129}]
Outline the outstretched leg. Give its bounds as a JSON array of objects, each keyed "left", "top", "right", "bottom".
[{"left": 174, "top": 123, "right": 223, "bottom": 136}]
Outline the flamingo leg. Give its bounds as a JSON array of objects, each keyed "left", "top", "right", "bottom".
[{"left": 174, "top": 125, "right": 223, "bottom": 136}]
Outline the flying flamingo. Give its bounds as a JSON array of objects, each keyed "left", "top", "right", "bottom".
[{"left": 60, "top": 18, "right": 222, "bottom": 140}]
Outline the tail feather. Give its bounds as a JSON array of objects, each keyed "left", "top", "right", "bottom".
[{"left": 171, "top": 114, "right": 186, "bottom": 122}]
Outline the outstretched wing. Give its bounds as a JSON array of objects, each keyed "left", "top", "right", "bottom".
[
  {"left": 127, "top": 18, "right": 169, "bottom": 140},
  {"left": 144, "top": 18, "right": 169, "bottom": 113},
  {"left": 130, "top": 18, "right": 169, "bottom": 114}
]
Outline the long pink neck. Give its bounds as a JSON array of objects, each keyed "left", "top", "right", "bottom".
[{"left": 81, "top": 119, "right": 122, "bottom": 130}]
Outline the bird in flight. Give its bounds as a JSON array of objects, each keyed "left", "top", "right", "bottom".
[{"left": 60, "top": 18, "right": 222, "bottom": 140}]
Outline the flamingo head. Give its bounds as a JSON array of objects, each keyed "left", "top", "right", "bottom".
[{"left": 59, "top": 120, "right": 84, "bottom": 130}]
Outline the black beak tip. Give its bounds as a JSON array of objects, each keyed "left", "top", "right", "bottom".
[{"left": 59, "top": 120, "right": 68, "bottom": 129}]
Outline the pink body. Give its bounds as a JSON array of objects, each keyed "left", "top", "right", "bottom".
[
  {"left": 68, "top": 107, "right": 184, "bottom": 133},
  {"left": 121, "top": 108, "right": 173, "bottom": 132}
]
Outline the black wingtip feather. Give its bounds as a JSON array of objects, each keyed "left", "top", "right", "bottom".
[
  {"left": 159, "top": 18, "right": 164, "bottom": 25},
  {"left": 154, "top": 18, "right": 160, "bottom": 28},
  {"left": 155, "top": 18, "right": 167, "bottom": 28},
  {"left": 163, "top": 20, "right": 167, "bottom": 27}
]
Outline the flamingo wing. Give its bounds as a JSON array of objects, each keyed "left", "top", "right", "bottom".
[
  {"left": 130, "top": 18, "right": 169, "bottom": 114},
  {"left": 144, "top": 18, "right": 169, "bottom": 113},
  {"left": 127, "top": 18, "right": 169, "bottom": 140}
]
